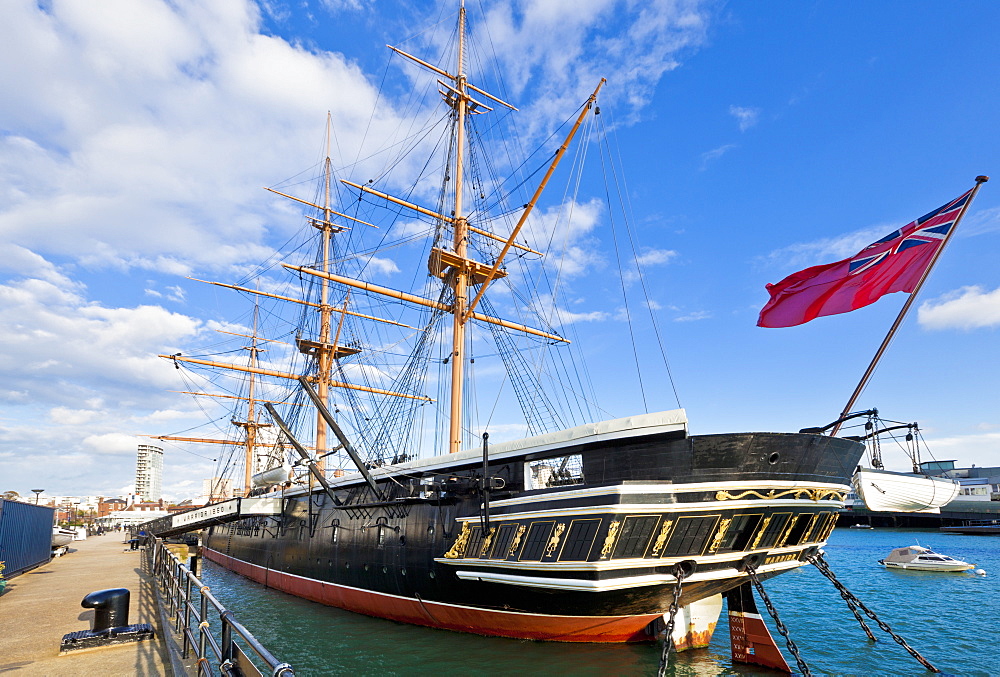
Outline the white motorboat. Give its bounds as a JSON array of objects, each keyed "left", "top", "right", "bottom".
[
  {"left": 51, "top": 526, "right": 75, "bottom": 548},
  {"left": 879, "top": 545, "right": 974, "bottom": 572}
]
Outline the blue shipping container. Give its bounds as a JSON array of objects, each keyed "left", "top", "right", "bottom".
[{"left": 0, "top": 498, "right": 54, "bottom": 578}]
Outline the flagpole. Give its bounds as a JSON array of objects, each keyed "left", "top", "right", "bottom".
[{"left": 830, "top": 175, "right": 989, "bottom": 436}]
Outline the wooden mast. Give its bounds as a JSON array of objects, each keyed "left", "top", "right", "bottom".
[
  {"left": 245, "top": 303, "right": 260, "bottom": 493},
  {"left": 313, "top": 113, "right": 336, "bottom": 474},
  {"left": 230, "top": 293, "right": 270, "bottom": 496},
  {"left": 448, "top": 1, "right": 470, "bottom": 454}
]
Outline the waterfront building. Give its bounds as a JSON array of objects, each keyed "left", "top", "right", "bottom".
[
  {"left": 922, "top": 460, "right": 1000, "bottom": 501},
  {"left": 97, "top": 500, "right": 170, "bottom": 529},
  {"left": 135, "top": 444, "right": 164, "bottom": 502},
  {"left": 97, "top": 497, "right": 127, "bottom": 519}
]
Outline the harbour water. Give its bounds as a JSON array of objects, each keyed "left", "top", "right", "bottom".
[{"left": 199, "top": 527, "right": 998, "bottom": 675}]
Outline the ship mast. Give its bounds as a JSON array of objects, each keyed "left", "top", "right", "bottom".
[
  {"left": 291, "top": 4, "right": 599, "bottom": 457},
  {"left": 231, "top": 294, "right": 270, "bottom": 496},
  {"left": 313, "top": 113, "right": 336, "bottom": 473},
  {"left": 447, "top": 1, "right": 470, "bottom": 455}
]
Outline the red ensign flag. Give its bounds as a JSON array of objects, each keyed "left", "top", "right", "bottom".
[{"left": 758, "top": 189, "right": 973, "bottom": 328}]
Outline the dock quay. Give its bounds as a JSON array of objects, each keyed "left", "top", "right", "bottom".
[
  {"left": 0, "top": 531, "right": 177, "bottom": 676},
  {"left": 841, "top": 499, "right": 1000, "bottom": 528}
]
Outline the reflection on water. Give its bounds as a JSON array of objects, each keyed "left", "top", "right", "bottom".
[{"left": 199, "top": 528, "right": 998, "bottom": 676}]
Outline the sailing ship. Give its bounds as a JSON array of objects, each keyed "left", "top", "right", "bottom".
[{"left": 153, "top": 4, "right": 866, "bottom": 644}]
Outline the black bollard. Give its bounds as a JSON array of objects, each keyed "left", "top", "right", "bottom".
[
  {"left": 82, "top": 588, "right": 130, "bottom": 632},
  {"left": 61, "top": 587, "right": 154, "bottom": 652}
]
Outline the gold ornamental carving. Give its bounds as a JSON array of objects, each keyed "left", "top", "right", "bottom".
[
  {"left": 707, "top": 517, "right": 733, "bottom": 554},
  {"left": 715, "top": 488, "right": 847, "bottom": 502},
  {"left": 480, "top": 526, "right": 497, "bottom": 558},
  {"left": 650, "top": 519, "right": 674, "bottom": 557},
  {"left": 750, "top": 515, "right": 772, "bottom": 550},
  {"left": 543, "top": 523, "right": 566, "bottom": 557},
  {"left": 443, "top": 521, "right": 471, "bottom": 559},
  {"left": 600, "top": 520, "right": 621, "bottom": 559},
  {"left": 776, "top": 516, "right": 798, "bottom": 547},
  {"left": 507, "top": 524, "right": 526, "bottom": 558}
]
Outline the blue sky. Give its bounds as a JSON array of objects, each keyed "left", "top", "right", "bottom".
[{"left": 2, "top": 0, "right": 998, "bottom": 501}]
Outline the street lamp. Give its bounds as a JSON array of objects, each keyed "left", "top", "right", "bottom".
[{"left": 31, "top": 489, "right": 44, "bottom": 505}]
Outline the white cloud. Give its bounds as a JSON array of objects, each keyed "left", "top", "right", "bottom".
[
  {"left": 82, "top": 433, "right": 143, "bottom": 456},
  {"left": 959, "top": 205, "right": 1000, "bottom": 237},
  {"left": 623, "top": 247, "right": 678, "bottom": 284},
  {"left": 530, "top": 293, "right": 608, "bottom": 326},
  {"left": 0, "top": 0, "right": 398, "bottom": 275},
  {"left": 319, "top": 0, "right": 368, "bottom": 11},
  {"left": 918, "top": 286, "right": 1000, "bottom": 330},
  {"left": 674, "top": 310, "right": 711, "bottom": 322},
  {"left": 760, "top": 223, "right": 898, "bottom": 273},
  {"left": 468, "top": 0, "right": 711, "bottom": 139},
  {"left": 635, "top": 248, "right": 678, "bottom": 267},
  {"left": 521, "top": 198, "right": 605, "bottom": 278},
  {"left": 700, "top": 144, "right": 736, "bottom": 170},
  {"left": 729, "top": 105, "right": 760, "bottom": 131},
  {"left": 356, "top": 256, "right": 401, "bottom": 279}
]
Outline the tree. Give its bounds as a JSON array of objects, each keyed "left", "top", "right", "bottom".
[{"left": 2, "top": 491, "right": 21, "bottom": 501}]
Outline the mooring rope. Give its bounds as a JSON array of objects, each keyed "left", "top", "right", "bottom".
[{"left": 807, "top": 552, "right": 940, "bottom": 673}]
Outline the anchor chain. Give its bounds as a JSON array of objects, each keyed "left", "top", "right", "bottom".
[
  {"left": 745, "top": 563, "right": 812, "bottom": 677},
  {"left": 656, "top": 564, "right": 687, "bottom": 677},
  {"left": 807, "top": 553, "right": 940, "bottom": 673},
  {"left": 843, "top": 592, "right": 877, "bottom": 642}
]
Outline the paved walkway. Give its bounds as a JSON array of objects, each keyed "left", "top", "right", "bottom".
[{"left": 0, "top": 532, "right": 174, "bottom": 676}]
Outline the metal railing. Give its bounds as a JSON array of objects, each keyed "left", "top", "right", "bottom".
[{"left": 145, "top": 537, "right": 294, "bottom": 676}]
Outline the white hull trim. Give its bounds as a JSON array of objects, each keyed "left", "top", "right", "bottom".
[
  {"left": 489, "top": 480, "right": 852, "bottom": 509},
  {"left": 436, "top": 543, "right": 826, "bottom": 574},
  {"left": 469, "top": 499, "right": 846, "bottom": 522},
  {"left": 453, "top": 559, "right": 803, "bottom": 592}
]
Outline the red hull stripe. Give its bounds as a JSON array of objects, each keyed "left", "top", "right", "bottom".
[{"left": 204, "top": 547, "right": 660, "bottom": 643}]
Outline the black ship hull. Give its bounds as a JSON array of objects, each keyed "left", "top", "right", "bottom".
[{"left": 205, "top": 416, "right": 864, "bottom": 642}]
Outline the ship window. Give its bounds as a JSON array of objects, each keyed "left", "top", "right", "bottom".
[
  {"left": 465, "top": 526, "right": 484, "bottom": 559},
  {"left": 816, "top": 512, "right": 837, "bottom": 541},
  {"left": 519, "top": 521, "right": 555, "bottom": 561},
  {"left": 662, "top": 516, "right": 720, "bottom": 557},
  {"left": 718, "top": 514, "right": 764, "bottom": 552},
  {"left": 781, "top": 514, "right": 813, "bottom": 547},
  {"left": 527, "top": 455, "right": 584, "bottom": 490},
  {"left": 613, "top": 516, "right": 660, "bottom": 559},
  {"left": 489, "top": 524, "right": 517, "bottom": 560},
  {"left": 796, "top": 513, "right": 820, "bottom": 543},
  {"left": 559, "top": 519, "right": 601, "bottom": 561},
  {"left": 828, "top": 513, "right": 840, "bottom": 538},
  {"left": 755, "top": 513, "right": 790, "bottom": 549}
]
